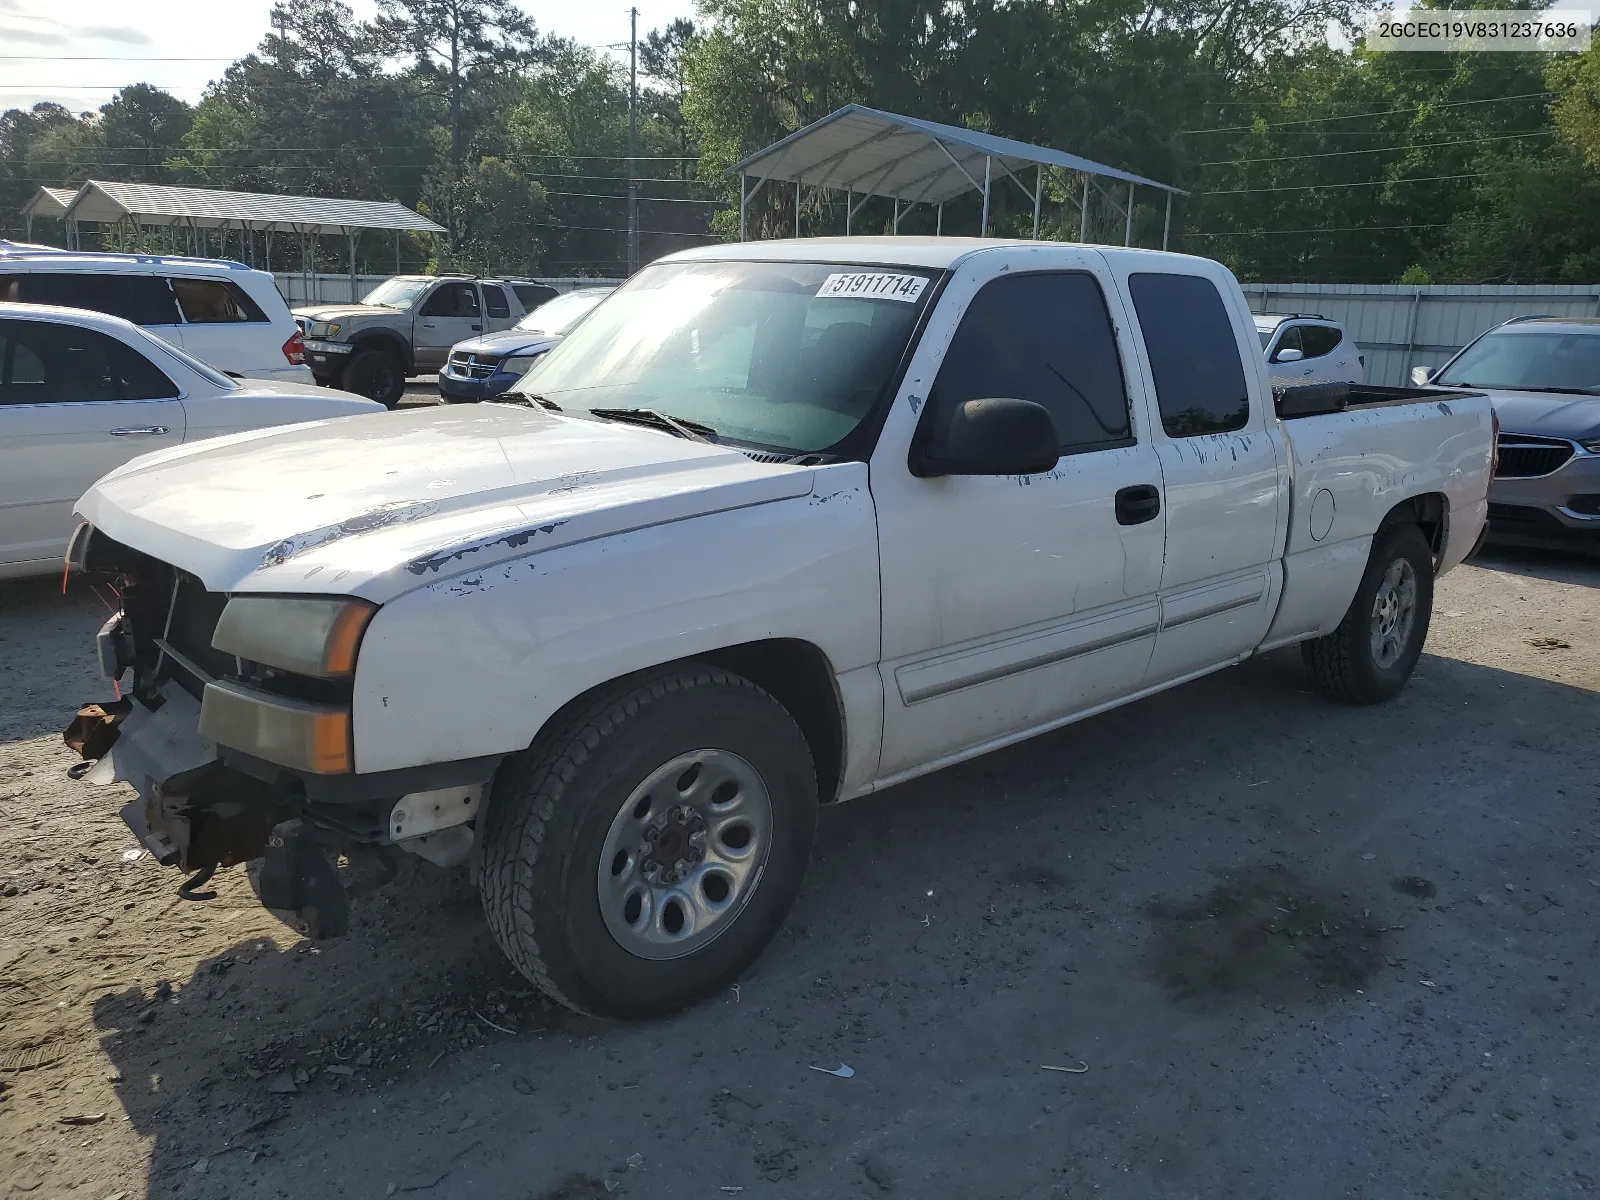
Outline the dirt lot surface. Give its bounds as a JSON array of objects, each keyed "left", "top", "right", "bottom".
[{"left": 1, "top": 548, "right": 1597, "bottom": 1199}]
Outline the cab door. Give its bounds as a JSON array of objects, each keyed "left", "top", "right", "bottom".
[
  {"left": 872, "top": 249, "right": 1168, "bottom": 780},
  {"left": 0, "top": 317, "right": 183, "bottom": 572},
  {"left": 480, "top": 283, "right": 518, "bottom": 333},
  {"left": 414, "top": 282, "right": 484, "bottom": 369},
  {"left": 1112, "top": 265, "right": 1286, "bottom": 686}
]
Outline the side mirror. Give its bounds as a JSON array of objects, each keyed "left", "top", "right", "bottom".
[
  {"left": 1410, "top": 365, "right": 1435, "bottom": 386},
  {"left": 1273, "top": 347, "right": 1304, "bottom": 363},
  {"left": 911, "top": 397, "right": 1060, "bottom": 478}
]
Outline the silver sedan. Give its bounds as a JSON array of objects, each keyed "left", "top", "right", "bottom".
[{"left": 1418, "top": 317, "right": 1600, "bottom": 549}]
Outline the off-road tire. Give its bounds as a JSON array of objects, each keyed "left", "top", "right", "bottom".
[
  {"left": 1302, "top": 521, "right": 1434, "bottom": 704},
  {"left": 341, "top": 348, "right": 406, "bottom": 408},
  {"left": 478, "top": 665, "right": 818, "bottom": 1019}
]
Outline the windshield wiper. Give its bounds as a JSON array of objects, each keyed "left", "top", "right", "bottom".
[
  {"left": 589, "top": 407, "right": 717, "bottom": 442},
  {"left": 493, "top": 393, "right": 561, "bottom": 411},
  {"left": 1450, "top": 382, "right": 1600, "bottom": 396}
]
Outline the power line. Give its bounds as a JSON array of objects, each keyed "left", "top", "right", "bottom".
[
  {"left": 544, "top": 190, "right": 722, "bottom": 204},
  {"left": 0, "top": 144, "right": 701, "bottom": 161},
  {"left": 1202, "top": 170, "right": 1490, "bottom": 195},
  {"left": 1193, "top": 222, "right": 1449, "bottom": 237},
  {"left": 1197, "top": 129, "right": 1554, "bottom": 167},
  {"left": 1179, "top": 91, "right": 1554, "bottom": 134}
]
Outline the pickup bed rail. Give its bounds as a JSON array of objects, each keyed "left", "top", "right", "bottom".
[{"left": 1275, "top": 382, "right": 1483, "bottom": 420}]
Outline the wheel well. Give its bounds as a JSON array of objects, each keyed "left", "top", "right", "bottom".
[
  {"left": 696, "top": 640, "right": 845, "bottom": 805},
  {"left": 1382, "top": 492, "right": 1447, "bottom": 556},
  {"left": 520, "top": 641, "right": 847, "bottom": 807},
  {"left": 349, "top": 331, "right": 412, "bottom": 374}
]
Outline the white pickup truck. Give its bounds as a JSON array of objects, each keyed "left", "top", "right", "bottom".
[{"left": 64, "top": 238, "right": 1495, "bottom": 1018}]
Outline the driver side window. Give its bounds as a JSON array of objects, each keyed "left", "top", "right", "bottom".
[
  {"left": 929, "top": 271, "right": 1134, "bottom": 454},
  {"left": 1271, "top": 325, "right": 1304, "bottom": 362},
  {"left": 421, "top": 284, "right": 479, "bottom": 317}
]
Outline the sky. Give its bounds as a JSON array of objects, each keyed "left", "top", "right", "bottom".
[{"left": 0, "top": 0, "right": 698, "bottom": 115}]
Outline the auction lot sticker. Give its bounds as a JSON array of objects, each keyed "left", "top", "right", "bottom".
[{"left": 817, "top": 272, "right": 929, "bottom": 302}]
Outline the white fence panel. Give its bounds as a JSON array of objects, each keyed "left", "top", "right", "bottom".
[
  {"left": 270, "top": 273, "right": 619, "bottom": 307},
  {"left": 1241, "top": 283, "right": 1600, "bottom": 386}
]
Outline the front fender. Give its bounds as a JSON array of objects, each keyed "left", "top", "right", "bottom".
[{"left": 349, "top": 466, "right": 880, "bottom": 775}]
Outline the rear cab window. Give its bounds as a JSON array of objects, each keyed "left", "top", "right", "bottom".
[{"left": 1128, "top": 272, "right": 1251, "bottom": 437}]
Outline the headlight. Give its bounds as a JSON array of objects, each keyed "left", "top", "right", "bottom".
[
  {"left": 211, "top": 596, "right": 377, "bottom": 678},
  {"left": 1580, "top": 437, "right": 1600, "bottom": 454},
  {"left": 499, "top": 352, "right": 546, "bottom": 378},
  {"left": 307, "top": 321, "right": 341, "bottom": 338}
]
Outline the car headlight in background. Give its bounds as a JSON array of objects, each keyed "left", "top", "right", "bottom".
[
  {"left": 499, "top": 352, "right": 546, "bottom": 378},
  {"left": 307, "top": 321, "right": 342, "bottom": 338},
  {"left": 1579, "top": 437, "right": 1600, "bottom": 454},
  {"left": 211, "top": 596, "right": 377, "bottom": 678}
]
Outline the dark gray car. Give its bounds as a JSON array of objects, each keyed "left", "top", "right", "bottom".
[{"left": 1418, "top": 317, "right": 1600, "bottom": 548}]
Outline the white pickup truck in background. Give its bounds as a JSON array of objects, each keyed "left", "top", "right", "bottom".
[{"left": 64, "top": 238, "right": 1494, "bottom": 1019}]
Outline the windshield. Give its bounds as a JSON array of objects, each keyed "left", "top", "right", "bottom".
[
  {"left": 1434, "top": 329, "right": 1600, "bottom": 394},
  {"left": 517, "top": 290, "right": 607, "bottom": 334},
  {"left": 512, "top": 260, "right": 937, "bottom": 453},
  {"left": 1257, "top": 329, "right": 1275, "bottom": 350},
  {"left": 360, "top": 278, "right": 431, "bottom": 309}
]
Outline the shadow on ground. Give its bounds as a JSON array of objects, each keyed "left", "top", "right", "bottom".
[{"left": 84, "top": 640, "right": 1600, "bottom": 1199}]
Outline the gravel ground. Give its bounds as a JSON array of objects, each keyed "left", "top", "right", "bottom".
[{"left": 0, "top": 546, "right": 1597, "bottom": 1199}]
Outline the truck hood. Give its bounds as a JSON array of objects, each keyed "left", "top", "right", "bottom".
[
  {"left": 292, "top": 304, "right": 399, "bottom": 324},
  {"left": 1475, "top": 388, "right": 1600, "bottom": 441},
  {"left": 75, "top": 405, "right": 814, "bottom": 602},
  {"left": 450, "top": 330, "right": 564, "bottom": 358}
]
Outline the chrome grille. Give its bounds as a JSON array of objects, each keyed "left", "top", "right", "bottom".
[
  {"left": 448, "top": 351, "right": 501, "bottom": 380},
  {"left": 1495, "top": 434, "right": 1573, "bottom": 479}
]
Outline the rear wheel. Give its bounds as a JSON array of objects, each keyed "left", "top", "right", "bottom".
[
  {"left": 341, "top": 349, "right": 406, "bottom": 408},
  {"left": 478, "top": 665, "right": 818, "bottom": 1018},
  {"left": 1302, "top": 522, "right": 1434, "bottom": 704}
]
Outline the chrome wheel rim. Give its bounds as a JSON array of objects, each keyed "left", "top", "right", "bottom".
[
  {"left": 597, "top": 749, "right": 773, "bottom": 961},
  {"left": 1369, "top": 558, "right": 1418, "bottom": 669}
]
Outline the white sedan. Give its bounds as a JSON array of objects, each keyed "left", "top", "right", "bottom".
[{"left": 0, "top": 302, "right": 381, "bottom": 580}]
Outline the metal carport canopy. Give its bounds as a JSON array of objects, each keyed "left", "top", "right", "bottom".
[
  {"left": 60, "top": 180, "right": 445, "bottom": 235},
  {"left": 727, "top": 104, "right": 1186, "bottom": 244},
  {"left": 21, "top": 187, "right": 75, "bottom": 220}
]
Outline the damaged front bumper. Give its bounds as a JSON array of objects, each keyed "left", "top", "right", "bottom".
[
  {"left": 64, "top": 525, "right": 502, "bottom": 935},
  {"left": 69, "top": 681, "right": 495, "bottom": 935}
]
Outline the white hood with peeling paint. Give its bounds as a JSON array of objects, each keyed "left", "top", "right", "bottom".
[{"left": 75, "top": 405, "right": 816, "bottom": 602}]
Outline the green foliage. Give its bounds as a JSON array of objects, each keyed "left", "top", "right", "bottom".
[{"left": 7, "top": 0, "right": 1600, "bottom": 281}]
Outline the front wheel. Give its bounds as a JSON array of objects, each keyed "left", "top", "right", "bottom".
[
  {"left": 340, "top": 349, "right": 406, "bottom": 408},
  {"left": 478, "top": 665, "right": 818, "bottom": 1018},
  {"left": 1302, "top": 521, "right": 1434, "bottom": 704}
]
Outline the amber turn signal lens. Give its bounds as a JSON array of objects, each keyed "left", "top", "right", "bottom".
[{"left": 322, "top": 601, "right": 377, "bottom": 676}]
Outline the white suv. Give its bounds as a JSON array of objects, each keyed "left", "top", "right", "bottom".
[
  {"left": 0, "top": 242, "right": 311, "bottom": 383},
  {"left": 1254, "top": 313, "right": 1365, "bottom": 388}
]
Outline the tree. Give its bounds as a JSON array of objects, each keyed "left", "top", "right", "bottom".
[
  {"left": 375, "top": 0, "right": 543, "bottom": 246},
  {"left": 98, "top": 84, "right": 193, "bottom": 182},
  {"left": 0, "top": 103, "right": 83, "bottom": 238},
  {"left": 641, "top": 18, "right": 701, "bottom": 179}
]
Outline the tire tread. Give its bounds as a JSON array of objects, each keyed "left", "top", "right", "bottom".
[{"left": 478, "top": 665, "right": 788, "bottom": 1016}]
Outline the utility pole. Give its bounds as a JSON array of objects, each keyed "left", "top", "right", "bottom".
[
  {"left": 274, "top": 10, "right": 288, "bottom": 67},
  {"left": 627, "top": 7, "right": 639, "bottom": 275}
]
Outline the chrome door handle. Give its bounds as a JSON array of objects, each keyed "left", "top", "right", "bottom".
[{"left": 110, "top": 426, "right": 169, "bottom": 436}]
